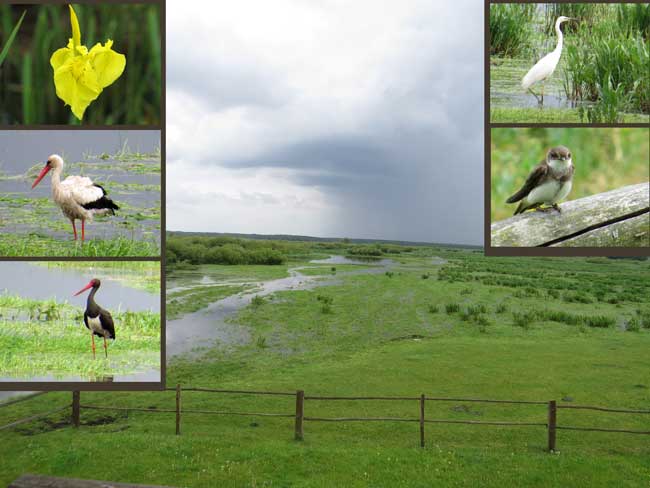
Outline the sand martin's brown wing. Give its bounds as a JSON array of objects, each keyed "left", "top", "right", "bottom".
[{"left": 506, "top": 161, "right": 548, "bottom": 203}]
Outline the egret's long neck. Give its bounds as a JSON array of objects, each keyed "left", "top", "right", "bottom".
[{"left": 554, "top": 21, "right": 564, "bottom": 53}]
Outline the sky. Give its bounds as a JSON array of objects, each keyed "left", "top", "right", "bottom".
[{"left": 167, "top": 0, "right": 484, "bottom": 245}]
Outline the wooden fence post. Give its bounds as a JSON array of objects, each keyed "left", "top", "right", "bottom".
[
  {"left": 71, "top": 391, "right": 80, "bottom": 428},
  {"left": 419, "top": 394, "right": 425, "bottom": 448},
  {"left": 175, "top": 384, "right": 181, "bottom": 436},
  {"left": 295, "top": 390, "right": 304, "bottom": 441},
  {"left": 547, "top": 400, "right": 557, "bottom": 452}
]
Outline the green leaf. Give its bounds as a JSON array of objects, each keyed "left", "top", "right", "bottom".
[{"left": 0, "top": 9, "right": 26, "bottom": 68}]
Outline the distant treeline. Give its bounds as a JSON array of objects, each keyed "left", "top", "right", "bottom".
[
  {"left": 166, "top": 234, "right": 420, "bottom": 266},
  {"left": 167, "top": 236, "right": 287, "bottom": 265}
]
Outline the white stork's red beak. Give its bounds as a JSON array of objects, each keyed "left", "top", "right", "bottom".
[
  {"left": 32, "top": 163, "right": 51, "bottom": 189},
  {"left": 74, "top": 281, "right": 95, "bottom": 296}
]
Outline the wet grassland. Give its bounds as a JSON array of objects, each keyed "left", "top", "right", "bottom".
[
  {"left": 0, "top": 262, "right": 160, "bottom": 381},
  {"left": 1, "top": 238, "right": 648, "bottom": 487},
  {"left": 0, "top": 151, "right": 160, "bottom": 257}
]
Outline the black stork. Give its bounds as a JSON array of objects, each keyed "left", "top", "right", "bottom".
[{"left": 74, "top": 278, "right": 115, "bottom": 359}]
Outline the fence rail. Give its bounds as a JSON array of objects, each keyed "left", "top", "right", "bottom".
[{"left": 1, "top": 386, "right": 648, "bottom": 453}]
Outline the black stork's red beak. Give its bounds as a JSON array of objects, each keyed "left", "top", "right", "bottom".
[
  {"left": 74, "top": 281, "right": 95, "bottom": 296},
  {"left": 32, "top": 162, "right": 52, "bottom": 189}
]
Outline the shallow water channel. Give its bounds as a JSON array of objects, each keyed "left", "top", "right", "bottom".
[{"left": 166, "top": 256, "right": 395, "bottom": 358}]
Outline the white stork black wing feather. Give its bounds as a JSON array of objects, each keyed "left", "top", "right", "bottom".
[{"left": 61, "top": 176, "right": 119, "bottom": 214}]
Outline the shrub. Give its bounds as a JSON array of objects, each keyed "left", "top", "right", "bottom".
[{"left": 251, "top": 295, "right": 264, "bottom": 307}]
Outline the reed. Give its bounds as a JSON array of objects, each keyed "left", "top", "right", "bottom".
[{"left": 489, "top": 4, "right": 535, "bottom": 57}]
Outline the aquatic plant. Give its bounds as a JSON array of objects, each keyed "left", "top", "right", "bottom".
[
  {"left": 51, "top": 5, "right": 126, "bottom": 120},
  {"left": 489, "top": 4, "right": 535, "bottom": 57}
]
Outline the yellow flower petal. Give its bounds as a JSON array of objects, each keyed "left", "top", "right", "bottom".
[
  {"left": 69, "top": 5, "right": 81, "bottom": 50},
  {"left": 53, "top": 57, "right": 101, "bottom": 120},
  {"left": 50, "top": 47, "right": 73, "bottom": 70},
  {"left": 50, "top": 5, "right": 126, "bottom": 120},
  {"left": 88, "top": 41, "right": 126, "bottom": 88}
]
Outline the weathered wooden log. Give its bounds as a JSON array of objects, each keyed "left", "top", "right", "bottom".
[
  {"left": 491, "top": 183, "right": 650, "bottom": 247},
  {"left": 9, "top": 474, "right": 177, "bottom": 488}
]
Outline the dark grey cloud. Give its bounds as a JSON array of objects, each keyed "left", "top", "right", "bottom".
[{"left": 167, "top": 0, "right": 484, "bottom": 245}]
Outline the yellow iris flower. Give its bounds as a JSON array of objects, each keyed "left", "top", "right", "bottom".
[{"left": 50, "top": 5, "right": 126, "bottom": 120}]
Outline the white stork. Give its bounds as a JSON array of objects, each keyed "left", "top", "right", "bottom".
[{"left": 31, "top": 154, "right": 119, "bottom": 241}]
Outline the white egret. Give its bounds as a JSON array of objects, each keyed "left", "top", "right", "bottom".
[{"left": 521, "top": 16, "right": 577, "bottom": 104}]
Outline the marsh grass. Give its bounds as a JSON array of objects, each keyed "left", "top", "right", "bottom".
[
  {"left": 0, "top": 234, "right": 159, "bottom": 258},
  {"left": 489, "top": 4, "right": 535, "bottom": 57},
  {"left": 167, "top": 285, "right": 251, "bottom": 320},
  {"left": 1, "top": 249, "right": 649, "bottom": 486},
  {"left": 491, "top": 3, "right": 650, "bottom": 122},
  {"left": 0, "top": 295, "right": 160, "bottom": 380},
  {"left": 564, "top": 30, "right": 649, "bottom": 119},
  {"left": 0, "top": 4, "right": 161, "bottom": 124}
]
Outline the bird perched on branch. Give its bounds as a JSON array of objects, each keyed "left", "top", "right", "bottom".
[
  {"left": 522, "top": 16, "right": 577, "bottom": 105},
  {"left": 506, "top": 146, "right": 574, "bottom": 215},
  {"left": 31, "top": 154, "right": 119, "bottom": 241}
]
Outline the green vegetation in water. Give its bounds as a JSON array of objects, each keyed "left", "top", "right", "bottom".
[
  {"left": 490, "top": 3, "right": 650, "bottom": 123},
  {"left": 0, "top": 248, "right": 649, "bottom": 486},
  {"left": 491, "top": 127, "right": 649, "bottom": 222},
  {"left": 489, "top": 4, "right": 536, "bottom": 57},
  {"left": 31, "top": 261, "right": 160, "bottom": 294},
  {"left": 490, "top": 107, "right": 648, "bottom": 124},
  {"left": 0, "top": 295, "right": 160, "bottom": 380},
  {"left": 0, "top": 234, "right": 159, "bottom": 258},
  {"left": 167, "top": 284, "right": 253, "bottom": 320}
]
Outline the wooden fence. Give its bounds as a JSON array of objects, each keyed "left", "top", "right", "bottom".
[{"left": 2, "top": 387, "right": 649, "bottom": 452}]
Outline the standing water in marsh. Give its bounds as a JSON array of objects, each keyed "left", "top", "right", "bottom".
[
  {"left": 166, "top": 256, "right": 396, "bottom": 357},
  {"left": 0, "top": 262, "right": 161, "bottom": 383},
  {"left": 489, "top": 4, "right": 650, "bottom": 123},
  {"left": 0, "top": 130, "right": 161, "bottom": 256}
]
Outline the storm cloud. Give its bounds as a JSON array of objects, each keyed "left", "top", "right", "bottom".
[{"left": 167, "top": 0, "right": 484, "bottom": 245}]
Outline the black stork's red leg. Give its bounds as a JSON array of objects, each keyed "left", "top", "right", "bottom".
[{"left": 74, "top": 279, "right": 116, "bottom": 360}]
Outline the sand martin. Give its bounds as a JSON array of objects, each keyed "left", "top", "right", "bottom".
[{"left": 506, "top": 146, "right": 574, "bottom": 215}]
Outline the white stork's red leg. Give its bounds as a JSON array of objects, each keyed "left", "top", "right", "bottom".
[
  {"left": 81, "top": 220, "right": 85, "bottom": 242},
  {"left": 91, "top": 333, "right": 96, "bottom": 359},
  {"left": 72, "top": 220, "right": 78, "bottom": 240},
  {"left": 103, "top": 337, "right": 107, "bottom": 358}
]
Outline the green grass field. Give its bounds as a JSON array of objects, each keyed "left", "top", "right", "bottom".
[{"left": 1, "top": 246, "right": 649, "bottom": 486}]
